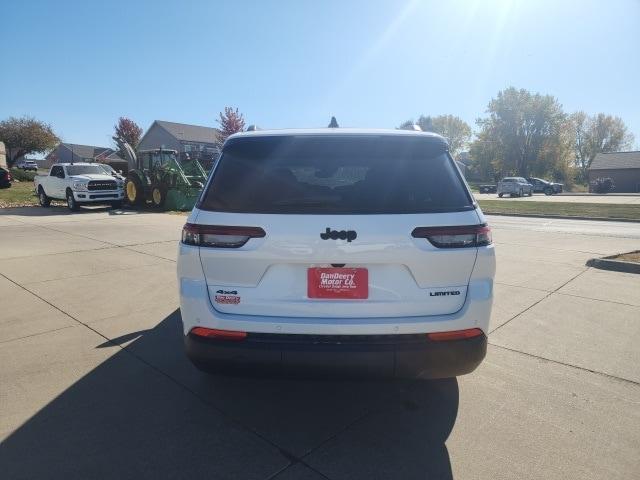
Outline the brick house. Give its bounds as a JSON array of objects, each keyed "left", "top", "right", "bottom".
[{"left": 589, "top": 151, "right": 640, "bottom": 193}]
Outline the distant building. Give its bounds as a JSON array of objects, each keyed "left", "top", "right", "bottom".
[
  {"left": 0, "top": 141, "right": 6, "bottom": 168},
  {"left": 589, "top": 151, "right": 640, "bottom": 193},
  {"left": 137, "top": 120, "right": 220, "bottom": 169},
  {"left": 45, "top": 143, "right": 127, "bottom": 171}
]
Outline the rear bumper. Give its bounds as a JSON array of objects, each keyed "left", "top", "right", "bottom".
[{"left": 184, "top": 331, "right": 487, "bottom": 379}]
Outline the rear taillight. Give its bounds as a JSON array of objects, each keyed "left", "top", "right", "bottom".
[
  {"left": 427, "top": 328, "right": 484, "bottom": 341},
  {"left": 190, "top": 327, "right": 247, "bottom": 341},
  {"left": 411, "top": 224, "right": 491, "bottom": 248},
  {"left": 182, "top": 223, "right": 265, "bottom": 248}
]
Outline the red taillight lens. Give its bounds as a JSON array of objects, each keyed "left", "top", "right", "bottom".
[
  {"left": 190, "top": 327, "right": 247, "bottom": 341},
  {"left": 412, "top": 224, "right": 491, "bottom": 248},
  {"left": 427, "top": 328, "right": 484, "bottom": 341},
  {"left": 182, "top": 223, "right": 265, "bottom": 248}
]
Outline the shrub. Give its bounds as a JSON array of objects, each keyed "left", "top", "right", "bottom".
[
  {"left": 9, "top": 168, "right": 37, "bottom": 182},
  {"left": 592, "top": 177, "right": 615, "bottom": 193}
]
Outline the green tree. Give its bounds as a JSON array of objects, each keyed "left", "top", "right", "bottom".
[
  {"left": 431, "top": 115, "right": 472, "bottom": 155},
  {"left": 568, "top": 112, "right": 634, "bottom": 181},
  {"left": 568, "top": 111, "right": 589, "bottom": 181},
  {"left": 468, "top": 135, "right": 498, "bottom": 181},
  {"left": 398, "top": 115, "right": 471, "bottom": 155},
  {"left": 0, "top": 116, "right": 59, "bottom": 167},
  {"left": 473, "top": 87, "right": 566, "bottom": 177},
  {"left": 399, "top": 115, "right": 434, "bottom": 132}
]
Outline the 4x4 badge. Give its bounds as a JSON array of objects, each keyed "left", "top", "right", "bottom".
[{"left": 320, "top": 228, "right": 357, "bottom": 243}]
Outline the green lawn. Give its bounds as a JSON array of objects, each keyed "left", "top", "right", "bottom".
[
  {"left": 478, "top": 199, "right": 640, "bottom": 221},
  {"left": 0, "top": 182, "right": 39, "bottom": 208}
]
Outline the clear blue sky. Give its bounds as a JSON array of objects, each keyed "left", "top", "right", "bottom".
[{"left": 2, "top": 0, "right": 639, "bottom": 150}]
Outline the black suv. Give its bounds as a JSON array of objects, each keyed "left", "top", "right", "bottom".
[
  {"left": 0, "top": 167, "right": 12, "bottom": 188},
  {"left": 526, "top": 177, "right": 563, "bottom": 195}
]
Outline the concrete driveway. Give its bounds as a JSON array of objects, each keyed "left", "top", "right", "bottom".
[{"left": 1, "top": 207, "right": 639, "bottom": 479}]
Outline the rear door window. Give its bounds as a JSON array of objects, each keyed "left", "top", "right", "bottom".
[{"left": 199, "top": 135, "right": 474, "bottom": 214}]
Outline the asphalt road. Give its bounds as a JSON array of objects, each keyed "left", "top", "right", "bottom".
[
  {"left": 1, "top": 207, "right": 639, "bottom": 479},
  {"left": 475, "top": 192, "right": 640, "bottom": 204}
]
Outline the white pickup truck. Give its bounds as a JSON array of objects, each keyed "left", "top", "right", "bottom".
[{"left": 34, "top": 163, "right": 124, "bottom": 211}]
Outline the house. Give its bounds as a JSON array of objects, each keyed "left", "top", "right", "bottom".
[
  {"left": 589, "top": 151, "right": 640, "bottom": 193},
  {"left": 45, "top": 143, "right": 127, "bottom": 171},
  {"left": 137, "top": 120, "right": 220, "bottom": 169},
  {"left": 0, "top": 141, "right": 6, "bottom": 168}
]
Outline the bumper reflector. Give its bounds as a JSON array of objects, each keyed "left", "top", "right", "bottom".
[
  {"left": 427, "top": 328, "right": 483, "bottom": 342},
  {"left": 190, "top": 327, "right": 247, "bottom": 341}
]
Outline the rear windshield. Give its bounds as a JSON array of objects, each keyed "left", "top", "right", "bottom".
[{"left": 199, "top": 135, "right": 473, "bottom": 214}]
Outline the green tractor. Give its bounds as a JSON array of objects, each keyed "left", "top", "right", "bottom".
[{"left": 115, "top": 139, "right": 208, "bottom": 211}]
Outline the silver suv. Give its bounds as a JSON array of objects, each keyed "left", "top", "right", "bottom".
[{"left": 497, "top": 177, "right": 533, "bottom": 197}]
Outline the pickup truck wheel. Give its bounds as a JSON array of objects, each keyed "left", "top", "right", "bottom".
[
  {"left": 544, "top": 187, "right": 553, "bottom": 195},
  {"left": 38, "top": 188, "right": 51, "bottom": 207},
  {"left": 66, "top": 190, "right": 79, "bottom": 211}
]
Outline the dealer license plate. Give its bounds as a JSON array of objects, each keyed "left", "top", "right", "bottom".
[{"left": 307, "top": 267, "right": 368, "bottom": 299}]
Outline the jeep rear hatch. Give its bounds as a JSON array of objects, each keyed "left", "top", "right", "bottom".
[{"left": 193, "top": 134, "right": 483, "bottom": 318}]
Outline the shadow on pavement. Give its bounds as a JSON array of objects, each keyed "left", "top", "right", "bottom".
[
  {"left": 1, "top": 310, "right": 458, "bottom": 479},
  {"left": 0, "top": 205, "right": 165, "bottom": 217}
]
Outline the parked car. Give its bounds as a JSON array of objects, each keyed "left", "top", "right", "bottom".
[
  {"left": 178, "top": 129, "right": 496, "bottom": 379},
  {"left": 526, "top": 177, "right": 563, "bottom": 195},
  {"left": 0, "top": 167, "right": 12, "bottom": 188},
  {"left": 497, "top": 177, "right": 533, "bottom": 197},
  {"left": 34, "top": 163, "right": 124, "bottom": 211},
  {"left": 478, "top": 184, "right": 497, "bottom": 193},
  {"left": 15, "top": 159, "right": 38, "bottom": 171}
]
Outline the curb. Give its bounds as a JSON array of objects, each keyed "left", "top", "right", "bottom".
[
  {"left": 586, "top": 253, "right": 640, "bottom": 274},
  {"left": 483, "top": 212, "right": 640, "bottom": 223}
]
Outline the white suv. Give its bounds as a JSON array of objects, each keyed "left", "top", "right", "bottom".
[{"left": 177, "top": 129, "right": 495, "bottom": 379}]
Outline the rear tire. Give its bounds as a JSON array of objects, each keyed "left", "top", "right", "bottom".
[
  {"left": 38, "top": 187, "right": 51, "bottom": 207},
  {"left": 544, "top": 187, "right": 553, "bottom": 195},
  {"left": 66, "top": 189, "right": 79, "bottom": 211},
  {"left": 150, "top": 185, "right": 166, "bottom": 208}
]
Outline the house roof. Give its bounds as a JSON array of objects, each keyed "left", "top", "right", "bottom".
[
  {"left": 61, "top": 143, "right": 112, "bottom": 159},
  {"left": 46, "top": 143, "right": 124, "bottom": 161},
  {"left": 590, "top": 151, "right": 640, "bottom": 170},
  {"left": 154, "top": 120, "right": 220, "bottom": 145},
  {"left": 105, "top": 151, "right": 125, "bottom": 161}
]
